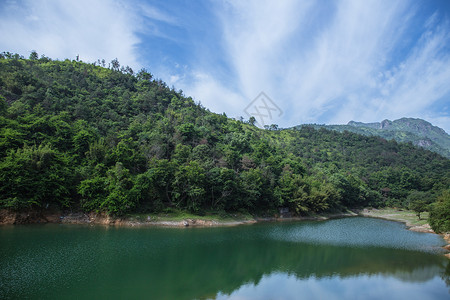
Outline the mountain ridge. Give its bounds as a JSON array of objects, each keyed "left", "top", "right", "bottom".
[{"left": 297, "top": 118, "right": 450, "bottom": 158}]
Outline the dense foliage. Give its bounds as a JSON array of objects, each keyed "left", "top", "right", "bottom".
[
  {"left": 429, "top": 189, "right": 450, "bottom": 233},
  {"left": 0, "top": 53, "right": 449, "bottom": 221}
]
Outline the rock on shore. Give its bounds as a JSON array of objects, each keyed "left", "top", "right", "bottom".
[{"left": 0, "top": 209, "right": 257, "bottom": 227}]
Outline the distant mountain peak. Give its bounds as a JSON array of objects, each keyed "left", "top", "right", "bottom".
[
  {"left": 347, "top": 120, "right": 381, "bottom": 129},
  {"left": 312, "top": 117, "right": 450, "bottom": 158},
  {"left": 380, "top": 119, "right": 392, "bottom": 129},
  {"left": 349, "top": 118, "right": 446, "bottom": 135}
]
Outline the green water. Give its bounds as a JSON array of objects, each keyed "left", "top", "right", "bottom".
[{"left": 0, "top": 217, "right": 449, "bottom": 299}]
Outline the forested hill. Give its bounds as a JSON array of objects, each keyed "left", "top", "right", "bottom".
[
  {"left": 296, "top": 118, "right": 450, "bottom": 159},
  {"left": 0, "top": 54, "right": 449, "bottom": 230}
]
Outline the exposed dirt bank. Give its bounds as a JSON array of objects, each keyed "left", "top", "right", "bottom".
[
  {"left": 0, "top": 209, "right": 358, "bottom": 227},
  {"left": 0, "top": 209, "right": 258, "bottom": 227},
  {"left": 2, "top": 208, "right": 449, "bottom": 256},
  {"left": 0, "top": 208, "right": 440, "bottom": 232}
]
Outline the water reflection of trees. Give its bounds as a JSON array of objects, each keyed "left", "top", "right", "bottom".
[
  {"left": 442, "top": 260, "right": 450, "bottom": 289},
  {"left": 121, "top": 237, "right": 447, "bottom": 300},
  {"left": 4, "top": 225, "right": 447, "bottom": 300}
]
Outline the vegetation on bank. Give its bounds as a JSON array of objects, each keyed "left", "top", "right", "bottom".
[
  {"left": 126, "top": 209, "right": 255, "bottom": 223},
  {"left": 429, "top": 190, "right": 450, "bottom": 233},
  {"left": 0, "top": 52, "right": 449, "bottom": 232},
  {"left": 359, "top": 207, "right": 430, "bottom": 227}
]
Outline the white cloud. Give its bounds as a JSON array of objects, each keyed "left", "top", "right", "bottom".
[
  {"left": 138, "top": 3, "right": 176, "bottom": 24},
  {"left": 0, "top": 0, "right": 140, "bottom": 69},
  {"left": 425, "top": 115, "right": 450, "bottom": 134},
  {"left": 169, "top": 0, "right": 450, "bottom": 131},
  {"left": 181, "top": 71, "right": 244, "bottom": 118},
  {"left": 171, "top": 0, "right": 313, "bottom": 123},
  {"left": 291, "top": 0, "right": 410, "bottom": 118},
  {"left": 219, "top": 0, "right": 311, "bottom": 98},
  {"left": 329, "top": 12, "right": 450, "bottom": 131},
  {"left": 1, "top": 0, "right": 449, "bottom": 132}
]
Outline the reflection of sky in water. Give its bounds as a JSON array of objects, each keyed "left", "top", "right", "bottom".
[
  {"left": 1, "top": 218, "right": 448, "bottom": 299},
  {"left": 216, "top": 272, "right": 448, "bottom": 300},
  {"left": 268, "top": 217, "right": 445, "bottom": 252}
]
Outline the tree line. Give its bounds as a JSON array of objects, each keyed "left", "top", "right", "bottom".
[{"left": 0, "top": 53, "right": 448, "bottom": 232}]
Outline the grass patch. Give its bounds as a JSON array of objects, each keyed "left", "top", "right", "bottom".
[{"left": 363, "top": 207, "right": 429, "bottom": 226}]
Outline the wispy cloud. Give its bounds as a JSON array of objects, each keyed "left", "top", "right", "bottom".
[
  {"left": 326, "top": 8, "right": 450, "bottom": 131},
  {"left": 139, "top": 3, "right": 176, "bottom": 24},
  {"left": 0, "top": 0, "right": 141, "bottom": 69},
  {"left": 1, "top": 0, "right": 449, "bottom": 132},
  {"left": 171, "top": 0, "right": 450, "bottom": 131}
]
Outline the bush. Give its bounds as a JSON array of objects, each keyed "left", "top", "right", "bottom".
[
  {"left": 429, "top": 190, "right": 450, "bottom": 233},
  {"left": 0, "top": 145, "right": 72, "bottom": 209}
]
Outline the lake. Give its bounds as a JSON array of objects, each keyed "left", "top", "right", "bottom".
[{"left": 0, "top": 217, "right": 448, "bottom": 299}]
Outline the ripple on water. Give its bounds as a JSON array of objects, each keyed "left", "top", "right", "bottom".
[
  {"left": 0, "top": 218, "right": 447, "bottom": 300},
  {"left": 268, "top": 217, "right": 446, "bottom": 253}
]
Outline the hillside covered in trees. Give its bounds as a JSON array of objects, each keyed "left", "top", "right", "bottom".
[
  {"left": 0, "top": 53, "right": 449, "bottom": 231},
  {"left": 296, "top": 118, "right": 450, "bottom": 159}
]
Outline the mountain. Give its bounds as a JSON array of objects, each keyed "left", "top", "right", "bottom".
[
  {"left": 0, "top": 53, "right": 448, "bottom": 231},
  {"left": 296, "top": 118, "right": 450, "bottom": 158}
]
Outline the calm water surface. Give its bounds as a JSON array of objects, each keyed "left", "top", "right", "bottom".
[{"left": 0, "top": 217, "right": 449, "bottom": 299}]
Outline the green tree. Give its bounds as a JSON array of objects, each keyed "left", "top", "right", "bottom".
[
  {"left": 78, "top": 175, "right": 108, "bottom": 212},
  {"left": 111, "top": 58, "right": 120, "bottom": 70},
  {"left": 239, "top": 168, "right": 264, "bottom": 210},
  {"left": 0, "top": 145, "right": 72, "bottom": 209},
  {"left": 173, "top": 161, "right": 206, "bottom": 212},
  {"left": 172, "top": 144, "right": 192, "bottom": 164},
  {"left": 1, "top": 54, "right": 448, "bottom": 218},
  {"left": 329, "top": 173, "right": 362, "bottom": 207},
  {"left": 429, "top": 190, "right": 450, "bottom": 233},
  {"left": 102, "top": 162, "right": 135, "bottom": 215},
  {"left": 0, "top": 95, "right": 7, "bottom": 115},
  {"left": 29, "top": 50, "right": 38, "bottom": 60},
  {"left": 407, "top": 191, "right": 433, "bottom": 220},
  {"left": 131, "top": 159, "right": 177, "bottom": 211},
  {"left": 409, "top": 199, "right": 427, "bottom": 220}
]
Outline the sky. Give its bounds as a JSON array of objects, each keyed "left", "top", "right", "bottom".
[{"left": 1, "top": 0, "right": 450, "bottom": 132}]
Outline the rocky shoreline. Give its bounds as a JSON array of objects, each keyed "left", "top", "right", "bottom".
[
  {"left": 0, "top": 208, "right": 441, "bottom": 231},
  {"left": 0, "top": 209, "right": 266, "bottom": 227},
  {"left": 1, "top": 208, "right": 449, "bottom": 257},
  {"left": 0, "top": 208, "right": 440, "bottom": 230},
  {"left": 0, "top": 209, "right": 257, "bottom": 227},
  {"left": 0, "top": 209, "right": 357, "bottom": 227}
]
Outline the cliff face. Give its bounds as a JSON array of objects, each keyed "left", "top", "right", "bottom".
[
  {"left": 348, "top": 118, "right": 446, "bottom": 136},
  {"left": 388, "top": 118, "right": 447, "bottom": 136}
]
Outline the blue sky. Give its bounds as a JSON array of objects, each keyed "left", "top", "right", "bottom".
[{"left": 1, "top": 0, "right": 450, "bottom": 132}]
